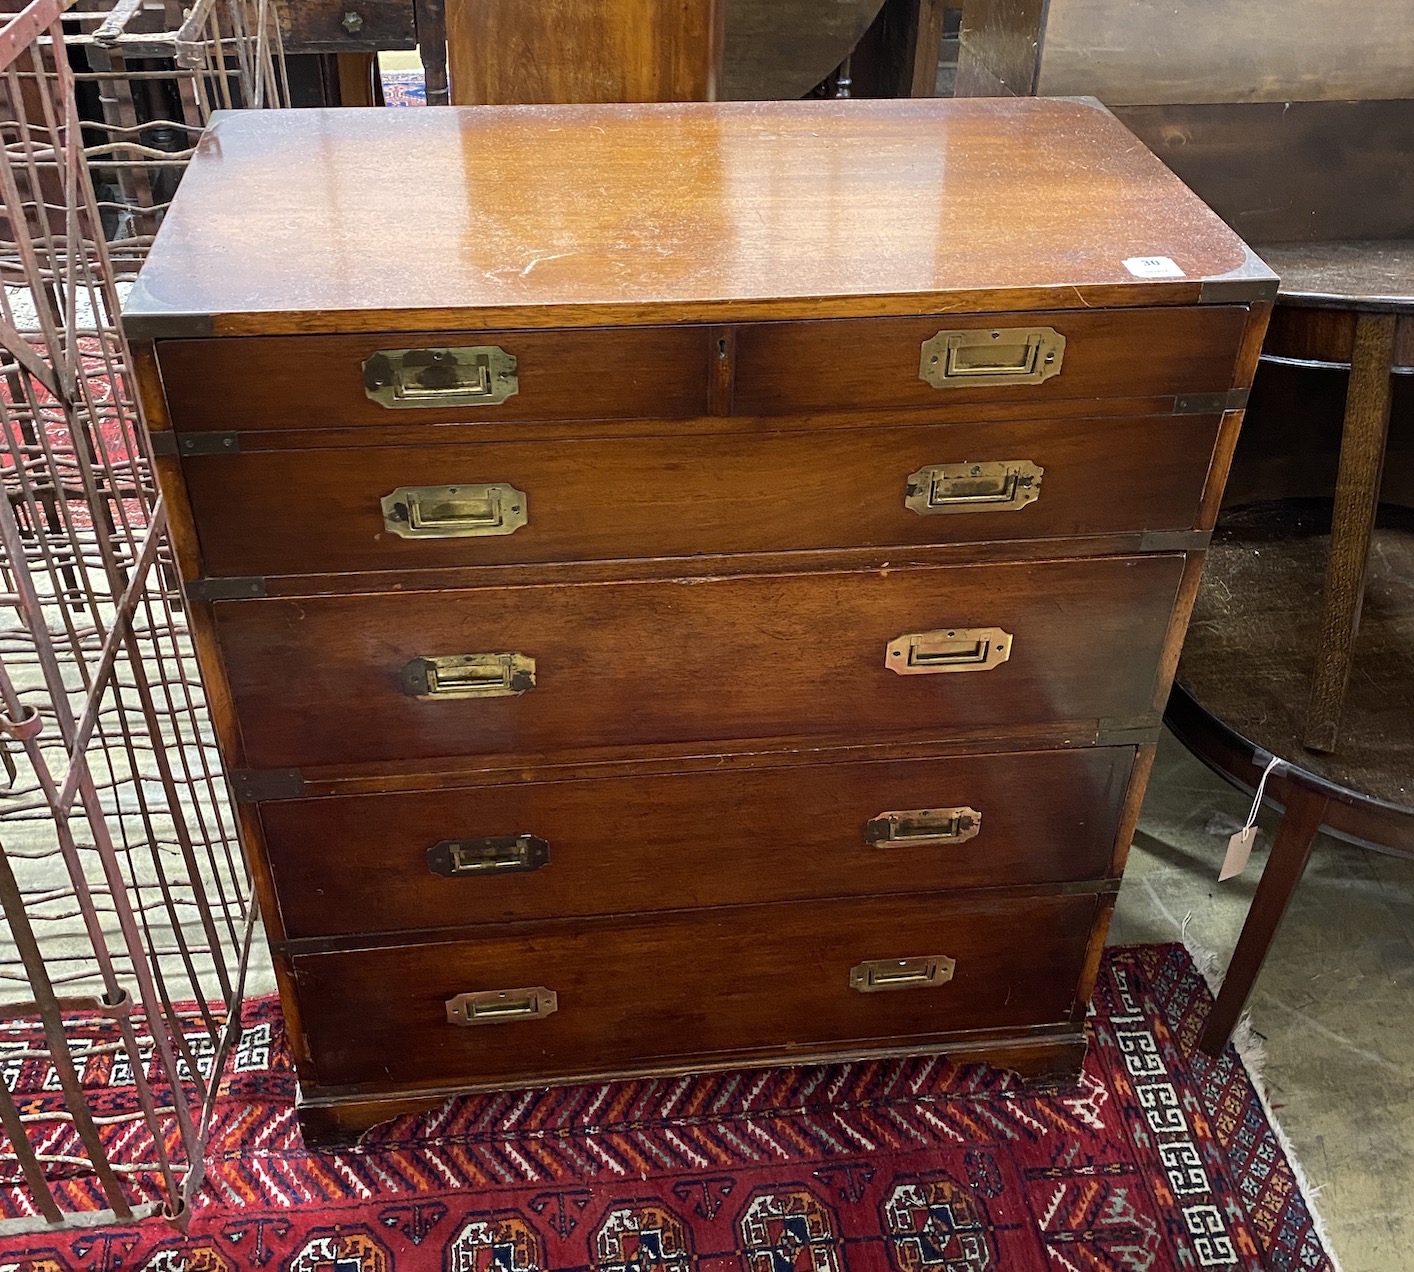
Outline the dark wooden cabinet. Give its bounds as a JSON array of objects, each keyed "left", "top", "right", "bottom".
[{"left": 125, "top": 97, "right": 1273, "bottom": 1147}]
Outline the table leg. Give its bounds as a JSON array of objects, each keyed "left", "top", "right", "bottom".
[
  {"left": 1303, "top": 311, "right": 1397, "bottom": 752},
  {"left": 414, "top": 0, "right": 449, "bottom": 105},
  {"left": 1201, "top": 782, "right": 1330, "bottom": 1055}
]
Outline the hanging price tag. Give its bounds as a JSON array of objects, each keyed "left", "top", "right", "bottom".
[
  {"left": 1218, "top": 754, "right": 1282, "bottom": 882},
  {"left": 1219, "top": 826, "right": 1258, "bottom": 881}
]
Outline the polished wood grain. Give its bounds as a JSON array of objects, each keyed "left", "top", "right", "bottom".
[
  {"left": 215, "top": 554, "right": 1185, "bottom": 770},
  {"left": 447, "top": 0, "right": 724, "bottom": 105},
  {"left": 262, "top": 746, "right": 1134, "bottom": 941},
  {"left": 733, "top": 309, "right": 1248, "bottom": 415},
  {"left": 181, "top": 412, "right": 1223, "bottom": 579},
  {"left": 245, "top": 536, "right": 1212, "bottom": 604},
  {"left": 125, "top": 99, "right": 1266, "bottom": 1139},
  {"left": 155, "top": 308, "right": 1247, "bottom": 434},
  {"left": 120, "top": 99, "right": 1264, "bottom": 339},
  {"left": 158, "top": 326, "right": 712, "bottom": 430},
  {"left": 290, "top": 890, "right": 1102, "bottom": 1090}
]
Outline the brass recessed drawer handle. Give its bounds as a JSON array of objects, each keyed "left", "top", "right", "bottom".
[
  {"left": 905, "top": 461, "right": 1042, "bottom": 515},
  {"left": 381, "top": 483, "right": 527, "bottom": 539},
  {"left": 401, "top": 652, "right": 535, "bottom": 699},
  {"left": 886, "top": 627, "right": 1012, "bottom": 675},
  {"left": 446, "top": 987, "right": 558, "bottom": 1026},
  {"left": 850, "top": 955, "right": 956, "bottom": 993},
  {"left": 865, "top": 806, "right": 981, "bottom": 848},
  {"left": 427, "top": 833, "right": 549, "bottom": 877},
  {"left": 363, "top": 345, "right": 519, "bottom": 408},
  {"left": 919, "top": 327, "right": 1064, "bottom": 388}
]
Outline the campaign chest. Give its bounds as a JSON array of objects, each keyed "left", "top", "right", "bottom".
[{"left": 124, "top": 97, "right": 1274, "bottom": 1147}]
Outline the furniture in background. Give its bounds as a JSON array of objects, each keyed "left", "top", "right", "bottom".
[
  {"left": 444, "top": 0, "right": 950, "bottom": 104},
  {"left": 275, "top": 0, "right": 952, "bottom": 107},
  {"left": 447, "top": 0, "right": 724, "bottom": 105},
  {"left": 721, "top": 0, "right": 951, "bottom": 100},
  {"left": 1168, "top": 272, "right": 1414, "bottom": 1056},
  {"left": 124, "top": 97, "right": 1269, "bottom": 1145},
  {"left": 279, "top": 0, "right": 449, "bottom": 104},
  {"left": 954, "top": 0, "right": 1414, "bottom": 1054}
]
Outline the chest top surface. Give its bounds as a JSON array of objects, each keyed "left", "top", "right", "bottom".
[{"left": 122, "top": 97, "right": 1272, "bottom": 339}]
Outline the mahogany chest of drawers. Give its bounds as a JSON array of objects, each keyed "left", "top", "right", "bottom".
[{"left": 125, "top": 97, "right": 1274, "bottom": 1148}]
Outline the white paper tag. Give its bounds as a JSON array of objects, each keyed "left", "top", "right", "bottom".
[
  {"left": 1123, "top": 255, "right": 1185, "bottom": 279},
  {"left": 1219, "top": 826, "right": 1258, "bottom": 881}
]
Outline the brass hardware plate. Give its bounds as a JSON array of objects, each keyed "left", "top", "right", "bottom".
[
  {"left": 905, "top": 460, "right": 1042, "bottom": 515},
  {"left": 401, "top": 653, "right": 535, "bottom": 700},
  {"left": 427, "top": 833, "right": 549, "bottom": 877},
  {"left": 850, "top": 955, "right": 956, "bottom": 993},
  {"left": 363, "top": 346, "right": 519, "bottom": 409},
  {"left": 446, "top": 987, "right": 558, "bottom": 1026},
  {"left": 886, "top": 628, "right": 1012, "bottom": 675},
  {"left": 919, "top": 327, "right": 1064, "bottom": 388},
  {"left": 865, "top": 807, "right": 981, "bottom": 847},
  {"left": 381, "top": 483, "right": 527, "bottom": 539}
]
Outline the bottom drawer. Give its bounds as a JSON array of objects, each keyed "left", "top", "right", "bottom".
[{"left": 291, "top": 891, "right": 1102, "bottom": 1091}]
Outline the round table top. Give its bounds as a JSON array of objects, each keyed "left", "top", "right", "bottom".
[
  {"left": 1257, "top": 239, "right": 1414, "bottom": 313},
  {"left": 722, "top": 0, "right": 885, "bottom": 99},
  {"left": 1177, "top": 501, "right": 1414, "bottom": 815}
]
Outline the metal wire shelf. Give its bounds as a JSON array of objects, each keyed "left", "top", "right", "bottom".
[{"left": 0, "top": 0, "right": 285, "bottom": 1230}]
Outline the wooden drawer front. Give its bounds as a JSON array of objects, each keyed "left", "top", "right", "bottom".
[
  {"left": 218, "top": 555, "right": 1183, "bottom": 770},
  {"left": 184, "top": 413, "right": 1221, "bottom": 578},
  {"left": 733, "top": 307, "right": 1248, "bottom": 414},
  {"left": 291, "top": 891, "right": 1100, "bottom": 1090},
  {"left": 156, "top": 326, "right": 712, "bottom": 431},
  {"left": 264, "top": 747, "right": 1132, "bottom": 940}
]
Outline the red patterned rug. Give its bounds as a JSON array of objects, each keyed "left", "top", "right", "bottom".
[{"left": 0, "top": 944, "right": 1336, "bottom": 1271}]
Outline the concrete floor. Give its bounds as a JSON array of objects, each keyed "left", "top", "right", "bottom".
[{"left": 1113, "top": 731, "right": 1414, "bottom": 1272}]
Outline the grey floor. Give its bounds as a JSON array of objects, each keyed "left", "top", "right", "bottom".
[{"left": 1114, "top": 731, "right": 1414, "bottom": 1272}]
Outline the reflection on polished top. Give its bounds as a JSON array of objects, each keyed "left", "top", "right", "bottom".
[{"left": 122, "top": 97, "right": 1273, "bottom": 338}]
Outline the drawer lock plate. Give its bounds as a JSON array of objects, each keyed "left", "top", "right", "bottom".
[
  {"left": 363, "top": 345, "right": 519, "bottom": 408},
  {"left": 886, "top": 628, "right": 1012, "bottom": 675},
  {"left": 446, "top": 987, "right": 558, "bottom": 1026},
  {"left": 865, "top": 807, "right": 981, "bottom": 847},
  {"left": 919, "top": 327, "right": 1064, "bottom": 388},
  {"left": 905, "top": 461, "right": 1042, "bottom": 515},
  {"left": 850, "top": 955, "right": 956, "bottom": 993},
  {"left": 402, "top": 652, "right": 535, "bottom": 699}
]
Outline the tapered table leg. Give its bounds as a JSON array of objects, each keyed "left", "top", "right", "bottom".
[
  {"left": 1201, "top": 782, "right": 1330, "bottom": 1055},
  {"left": 1304, "top": 311, "right": 1397, "bottom": 752},
  {"left": 413, "top": 0, "right": 449, "bottom": 105}
]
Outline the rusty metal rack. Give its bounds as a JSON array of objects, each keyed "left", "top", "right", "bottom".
[
  {"left": 52, "top": 0, "right": 288, "bottom": 275},
  {"left": 0, "top": 0, "right": 279, "bottom": 1232}
]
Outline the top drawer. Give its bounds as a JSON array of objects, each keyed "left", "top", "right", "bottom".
[
  {"left": 732, "top": 307, "right": 1249, "bottom": 415},
  {"left": 153, "top": 306, "right": 1248, "bottom": 433},
  {"left": 156, "top": 325, "right": 715, "bottom": 431}
]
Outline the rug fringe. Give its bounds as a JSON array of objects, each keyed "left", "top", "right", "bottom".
[{"left": 1174, "top": 920, "right": 1347, "bottom": 1272}]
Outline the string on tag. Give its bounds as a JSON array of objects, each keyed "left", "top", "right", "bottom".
[{"left": 1218, "top": 754, "right": 1282, "bottom": 882}]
